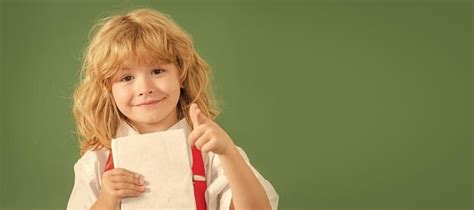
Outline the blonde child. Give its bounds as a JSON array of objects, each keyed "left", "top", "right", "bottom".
[{"left": 67, "top": 8, "right": 279, "bottom": 210}]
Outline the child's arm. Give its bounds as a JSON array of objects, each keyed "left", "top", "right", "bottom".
[
  {"left": 218, "top": 144, "right": 272, "bottom": 210},
  {"left": 188, "top": 103, "right": 272, "bottom": 210}
]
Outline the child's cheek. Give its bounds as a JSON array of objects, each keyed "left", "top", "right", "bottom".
[
  {"left": 158, "top": 79, "right": 181, "bottom": 95},
  {"left": 112, "top": 84, "right": 133, "bottom": 107}
]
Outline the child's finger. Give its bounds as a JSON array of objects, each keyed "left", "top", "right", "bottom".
[
  {"left": 200, "top": 139, "right": 216, "bottom": 153},
  {"left": 189, "top": 103, "right": 201, "bottom": 128},
  {"left": 110, "top": 168, "right": 142, "bottom": 179},
  {"left": 194, "top": 132, "right": 211, "bottom": 150},
  {"left": 113, "top": 182, "right": 145, "bottom": 192},
  {"left": 190, "top": 103, "right": 207, "bottom": 128},
  {"left": 111, "top": 174, "right": 144, "bottom": 186},
  {"left": 116, "top": 188, "right": 145, "bottom": 198},
  {"left": 188, "top": 125, "right": 206, "bottom": 146}
]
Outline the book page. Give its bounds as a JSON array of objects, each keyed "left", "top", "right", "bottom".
[{"left": 111, "top": 129, "right": 196, "bottom": 210}]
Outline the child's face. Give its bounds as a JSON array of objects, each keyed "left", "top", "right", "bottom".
[{"left": 111, "top": 60, "right": 182, "bottom": 133}]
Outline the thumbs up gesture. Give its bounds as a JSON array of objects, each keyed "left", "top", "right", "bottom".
[{"left": 188, "top": 103, "right": 236, "bottom": 155}]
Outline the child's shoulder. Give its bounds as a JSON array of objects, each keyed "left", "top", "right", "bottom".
[
  {"left": 73, "top": 148, "right": 110, "bottom": 178},
  {"left": 78, "top": 147, "right": 110, "bottom": 164}
]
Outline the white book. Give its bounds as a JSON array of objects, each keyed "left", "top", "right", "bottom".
[{"left": 111, "top": 129, "right": 196, "bottom": 210}]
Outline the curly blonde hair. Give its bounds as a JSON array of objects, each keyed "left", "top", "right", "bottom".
[{"left": 73, "top": 8, "right": 220, "bottom": 156}]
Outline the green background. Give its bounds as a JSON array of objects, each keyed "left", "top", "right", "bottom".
[{"left": 0, "top": 0, "right": 472, "bottom": 209}]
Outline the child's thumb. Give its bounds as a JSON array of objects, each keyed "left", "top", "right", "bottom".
[{"left": 189, "top": 103, "right": 201, "bottom": 128}]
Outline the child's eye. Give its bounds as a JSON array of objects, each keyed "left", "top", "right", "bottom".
[
  {"left": 151, "top": 69, "right": 165, "bottom": 75},
  {"left": 120, "top": 75, "right": 134, "bottom": 82}
]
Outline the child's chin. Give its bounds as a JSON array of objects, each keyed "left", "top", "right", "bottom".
[{"left": 140, "top": 116, "right": 165, "bottom": 123}]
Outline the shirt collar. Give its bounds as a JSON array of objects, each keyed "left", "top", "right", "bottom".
[{"left": 115, "top": 118, "right": 189, "bottom": 138}]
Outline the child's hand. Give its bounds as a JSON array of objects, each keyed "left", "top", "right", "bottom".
[
  {"left": 188, "top": 103, "right": 236, "bottom": 155},
  {"left": 95, "top": 168, "right": 146, "bottom": 209}
]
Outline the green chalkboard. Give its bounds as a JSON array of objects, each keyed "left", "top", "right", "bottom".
[{"left": 0, "top": 0, "right": 471, "bottom": 209}]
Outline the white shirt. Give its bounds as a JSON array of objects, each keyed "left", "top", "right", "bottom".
[{"left": 67, "top": 118, "right": 279, "bottom": 210}]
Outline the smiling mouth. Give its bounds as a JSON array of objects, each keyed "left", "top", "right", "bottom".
[{"left": 135, "top": 98, "right": 165, "bottom": 106}]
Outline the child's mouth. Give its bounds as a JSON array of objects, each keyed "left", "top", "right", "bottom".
[{"left": 136, "top": 98, "right": 165, "bottom": 107}]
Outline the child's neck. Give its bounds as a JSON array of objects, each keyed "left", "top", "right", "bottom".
[{"left": 131, "top": 111, "right": 179, "bottom": 134}]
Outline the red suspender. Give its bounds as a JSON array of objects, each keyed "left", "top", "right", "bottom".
[
  {"left": 104, "top": 151, "right": 114, "bottom": 172},
  {"left": 104, "top": 146, "right": 208, "bottom": 210},
  {"left": 190, "top": 145, "right": 207, "bottom": 210}
]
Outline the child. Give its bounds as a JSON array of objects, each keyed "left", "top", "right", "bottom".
[{"left": 67, "top": 8, "right": 279, "bottom": 210}]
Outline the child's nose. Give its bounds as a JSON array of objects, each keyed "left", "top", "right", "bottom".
[
  {"left": 136, "top": 77, "right": 155, "bottom": 96},
  {"left": 138, "top": 89, "right": 154, "bottom": 96}
]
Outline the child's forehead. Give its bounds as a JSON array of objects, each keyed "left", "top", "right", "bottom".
[{"left": 118, "top": 59, "right": 170, "bottom": 71}]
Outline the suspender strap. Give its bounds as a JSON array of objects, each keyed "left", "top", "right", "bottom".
[
  {"left": 104, "top": 146, "right": 208, "bottom": 210},
  {"left": 191, "top": 145, "right": 207, "bottom": 210},
  {"left": 104, "top": 151, "right": 114, "bottom": 172}
]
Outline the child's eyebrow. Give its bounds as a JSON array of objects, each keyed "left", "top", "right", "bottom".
[
  {"left": 120, "top": 67, "right": 132, "bottom": 71},
  {"left": 120, "top": 63, "right": 167, "bottom": 70},
  {"left": 150, "top": 63, "right": 167, "bottom": 68}
]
